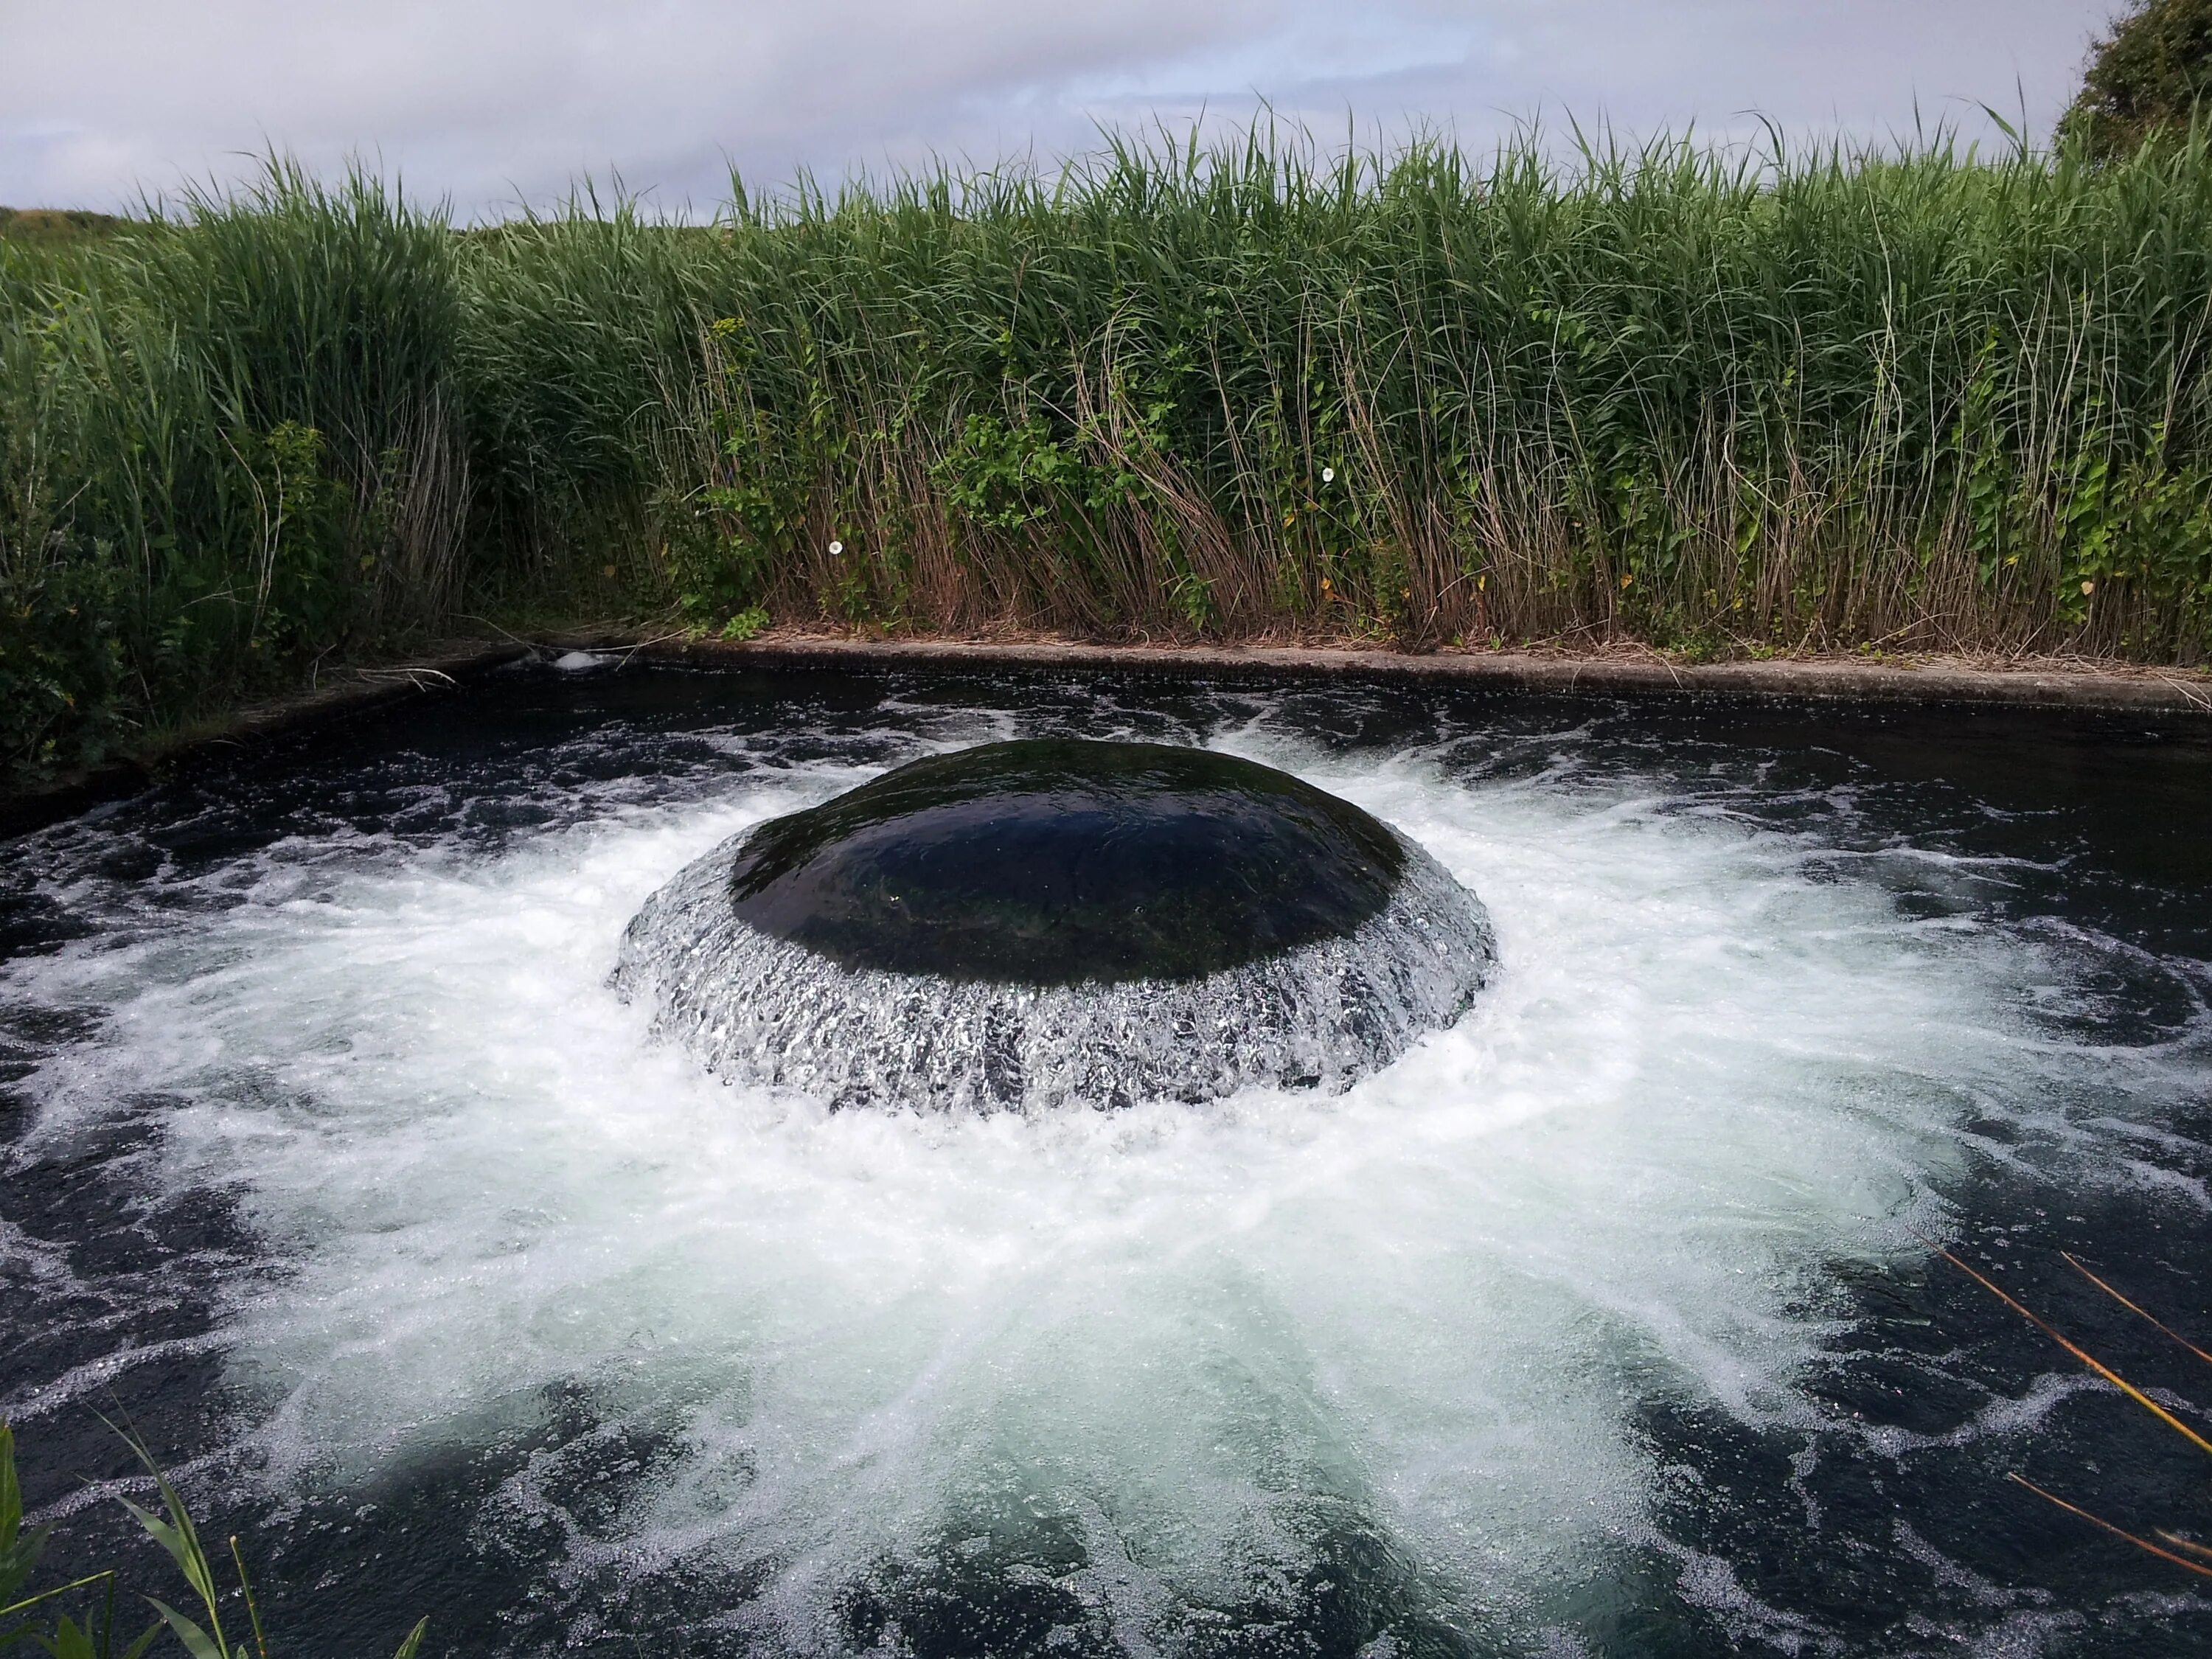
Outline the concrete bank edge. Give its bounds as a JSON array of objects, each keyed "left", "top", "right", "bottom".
[
  {"left": 10, "top": 633, "right": 2209, "bottom": 839},
  {"left": 598, "top": 633, "right": 2212, "bottom": 716}
]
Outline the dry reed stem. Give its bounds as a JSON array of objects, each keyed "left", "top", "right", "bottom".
[
  {"left": 2061, "top": 1253, "right": 2212, "bottom": 1368},
  {"left": 1938, "top": 1249, "right": 2212, "bottom": 1456},
  {"left": 2006, "top": 1475, "right": 2212, "bottom": 1582}
]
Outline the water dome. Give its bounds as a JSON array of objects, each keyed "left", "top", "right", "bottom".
[{"left": 613, "top": 739, "right": 1495, "bottom": 1109}]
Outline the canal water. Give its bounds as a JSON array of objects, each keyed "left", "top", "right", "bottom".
[{"left": 3, "top": 663, "right": 2208, "bottom": 1655}]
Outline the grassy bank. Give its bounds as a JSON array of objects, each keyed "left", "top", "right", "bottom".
[
  {"left": 7, "top": 126, "right": 2212, "bottom": 781},
  {"left": 0, "top": 208, "right": 126, "bottom": 248}
]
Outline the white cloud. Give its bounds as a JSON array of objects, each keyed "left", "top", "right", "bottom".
[{"left": 0, "top": 0, "right": 2117, "bottom": 215}]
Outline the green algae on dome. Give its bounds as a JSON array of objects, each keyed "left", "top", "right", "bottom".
[{"left": 726, "top": 739, "right": 1409, "bottom": 985}]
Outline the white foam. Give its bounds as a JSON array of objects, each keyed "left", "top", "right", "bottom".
[
  {"left": 8, "top": 741, "right": 2042, "bottom": 1640},
  {"left": 613, "top": 822, "right": 1495, "bottom": 1111}
]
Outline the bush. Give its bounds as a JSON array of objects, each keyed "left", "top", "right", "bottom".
[{"left": 2067, "top": 0, "right": 2212, "bottom": 156}]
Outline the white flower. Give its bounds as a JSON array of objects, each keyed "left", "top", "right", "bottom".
[
  {"left": 1321, "top": 467, "right": 1335, "bottom": 484},
  {"left": 829, "top": 540, "right": 844, "bottom": 556}
]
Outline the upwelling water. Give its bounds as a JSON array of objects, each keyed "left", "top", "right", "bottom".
[{"left": 3, "top": 664, "right": 2209, "bottom": 1657}]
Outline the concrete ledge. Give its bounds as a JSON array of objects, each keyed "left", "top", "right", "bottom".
[
  {"left": 605, "top": 633, "right": 2212, "bottom": 717},
  {"left": 13, "top": 630, "right": 2208, "bottom": 840}
]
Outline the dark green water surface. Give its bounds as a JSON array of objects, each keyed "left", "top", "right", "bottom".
[{"left": 726, "top": 738, "right": 1407, "bottom": 984}]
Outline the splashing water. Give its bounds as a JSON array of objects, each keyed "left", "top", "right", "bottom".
[
  {"left": 613, "top": 821, "right": 1494, "bottom": 1111},
  {"left": 4, "top": 670, "right": 2207, "bottom": 1655}
]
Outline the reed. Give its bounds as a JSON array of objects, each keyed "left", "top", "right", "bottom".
[
  {"left": 0, "top": 1422, "right": 426, "bottom": 1659},
  {"left": 0, "top": 164, "right": 465, "bottom": 776},
  {"left": 8, "top": 121, "right": 2212, "bottom": 780},
  {"left": 1941, "top": 1249, "right": 2212, "bottom": 1583}
]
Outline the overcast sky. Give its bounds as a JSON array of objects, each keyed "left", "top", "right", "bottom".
[{"left": 1, "top": 1, "right": 2127, "bottom": 217}]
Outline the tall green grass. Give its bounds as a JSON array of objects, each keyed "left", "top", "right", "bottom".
[
  {"left": 7, "top": 125, "right": 2212, "bottom": 780},
  {"left": 0, "top": 164, "right": 465, "bottom": 776}
]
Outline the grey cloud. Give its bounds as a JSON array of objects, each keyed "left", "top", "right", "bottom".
[{"left": 0, "top": 0, "right": 2121, "bottom": 214}]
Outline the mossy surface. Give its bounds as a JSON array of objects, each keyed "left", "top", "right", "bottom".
[{"left": 727, "top": 739, "right": 1407, "bottom": 984}]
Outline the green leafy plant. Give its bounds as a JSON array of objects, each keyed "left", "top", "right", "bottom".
[
  {"left": 0, "top": 1424, "right": 426, "bottom": 1659},
  {"left": 2066, "top": 0, "right": 2212, "bottom": 158},
  {"left": 717, "top": 604, "right": 769, "bottom": 641}
]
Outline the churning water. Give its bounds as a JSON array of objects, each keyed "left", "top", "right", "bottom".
[
  {"left": 4, "top": 666, "right": 2210, "bottom": 1657},
  {"left": 611, "top": 740, "right": 1497, "bottom": 1112}
]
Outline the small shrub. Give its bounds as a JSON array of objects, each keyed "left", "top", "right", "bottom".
[
  {"left": 2066, "top": 0, "right": 2212, "bottom": 156},
  {"left": 718, "top": 604, "right": 769, "bottom": 641}
]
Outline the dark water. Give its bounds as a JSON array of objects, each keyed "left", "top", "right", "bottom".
[
  {"left": 724, "top": 738, "right": 1409, "bottom": 984},
  {"left": 3, "top": 661, "right": 2210, "bottom": 1657}
]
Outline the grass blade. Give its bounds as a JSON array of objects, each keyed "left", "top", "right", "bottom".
[
  {"left": 2062, "top": 1253, "right": 2212, "bottom": 1367},
  {"left": 0, "top": 1573, "right": 116, "bottom": 1624},
  {"left": 2155, "top": 1530, "right": 2212, "bottom": 1562},
  {"left": 2008, "top": 1473, "right": 2212, "bottom": 1581},
  {"left": 1939, "top": 1249, "right": 2212, "bottom": 1456},
  {"left": 140, "top": 1598, "right": 226, "bottom": 1659}
]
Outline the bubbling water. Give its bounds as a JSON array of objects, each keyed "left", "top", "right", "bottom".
[
  {"left": 611, "top": 739, "right": 1498, "bottom": 1110},
  {"left": 6, "top": 725, "right": 2039, "bottom": 1651}
]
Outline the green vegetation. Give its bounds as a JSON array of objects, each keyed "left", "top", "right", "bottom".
[
  {"left": 0, "top": 210, "right": 126, "bottom": 249},
  {"left": 0, "top": 1422, "right": 425, "bottom": 1658},
  {"left": 8, "top": 123, "right": 2212, "bottom": 784},
  {"left": 1, "top": 166, "right": 466, "bottom": 779},
  {"left": 2067, "top": 0, "right": 2212, "bottom": 156}
]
